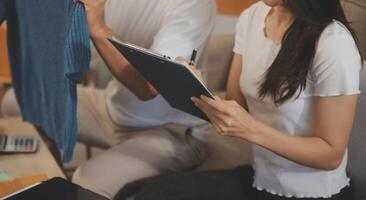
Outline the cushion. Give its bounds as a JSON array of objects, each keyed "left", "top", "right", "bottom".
[
  {"left": 344, "top": 0, "right": 366, "bottom": 58},
  {"left": 206, "top": 34, "right": 235, "bottom": 91}
]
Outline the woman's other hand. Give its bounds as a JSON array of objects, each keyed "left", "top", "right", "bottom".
[{"left": 191, "top": 95, "right": 258, "bottom": 141}]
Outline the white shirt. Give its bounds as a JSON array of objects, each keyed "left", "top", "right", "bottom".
[
  {"left": 234, "top": 2, "right": 362, "bottom": 198},
  {"left": 93, "top": 0, "right": 216, "bottom": 141}
]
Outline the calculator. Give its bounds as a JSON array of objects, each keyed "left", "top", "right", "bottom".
[{"left": 0, "top": 135, "right": 38, "bottom": 153}]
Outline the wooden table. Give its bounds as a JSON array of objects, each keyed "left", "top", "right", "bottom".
[
  {"left": 0, "top": 23, "right": 11, "bottom": 84},
  {"left": 0, "top": 118, "right": 65, "bottom": 179}
]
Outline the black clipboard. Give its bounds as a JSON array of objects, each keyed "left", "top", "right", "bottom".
[
  {"left": 3, "top": 177, "right": 108, "bottom": 200},
  {"left": 108, "top": 38, "right": 214, "bottom": 121}
]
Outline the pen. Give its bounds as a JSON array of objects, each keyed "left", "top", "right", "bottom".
[{"left": 189, "top": 49, "right": 198, "bottom": 66}]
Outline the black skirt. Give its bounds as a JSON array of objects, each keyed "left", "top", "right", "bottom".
[{"left": 134, "top": 165, "right": 353, "bottom": 200}]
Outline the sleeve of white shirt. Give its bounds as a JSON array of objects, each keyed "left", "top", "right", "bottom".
[
  {"left": 311, "top": 30, "right": 362, "bottom": 97},
  {"left": 233, "top": 11, "right": 248, "bottom": 55},
  {"left": 149, "top": 0, "right": 215, "bottom": 65}
]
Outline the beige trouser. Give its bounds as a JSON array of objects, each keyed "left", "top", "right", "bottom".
[{"left": 1, "top": 87, "right": 208, "bottom": 199}]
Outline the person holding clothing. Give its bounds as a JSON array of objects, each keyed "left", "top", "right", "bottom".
[
  {"left": 1, "top": 0, "right": 215, "bottom": 199},
  {"left": 134, "top": 0, "right": 363, "bottom": 200}
]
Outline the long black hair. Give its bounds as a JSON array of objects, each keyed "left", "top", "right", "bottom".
[{"left": 258, "top": 0, "right": 362, "bottom": 105}]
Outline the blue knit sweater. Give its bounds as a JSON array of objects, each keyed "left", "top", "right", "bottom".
[{"left": 0, "top": 0, "right": 90, "bottom": 161}]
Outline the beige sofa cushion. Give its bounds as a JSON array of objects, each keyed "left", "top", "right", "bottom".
[
  {"left": 344, "top": 0, "right": 366, "bottom": 58},
  {"left": 199, "top": 33, "right": 252, "bottom": 171},
  {"left": 206, "top": 34, "right": 235, "bottom": 91},
  {"left": 197, "top": 131, "right": 253, "bottom": 171}
]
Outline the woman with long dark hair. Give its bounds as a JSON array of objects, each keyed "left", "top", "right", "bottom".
[{"left": 133, "top": 0, "right": 362, "bottom": 200}]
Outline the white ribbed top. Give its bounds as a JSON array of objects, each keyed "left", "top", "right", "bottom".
[{"left": 234, "top": 2, "right": 362, "bottom": 198}]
